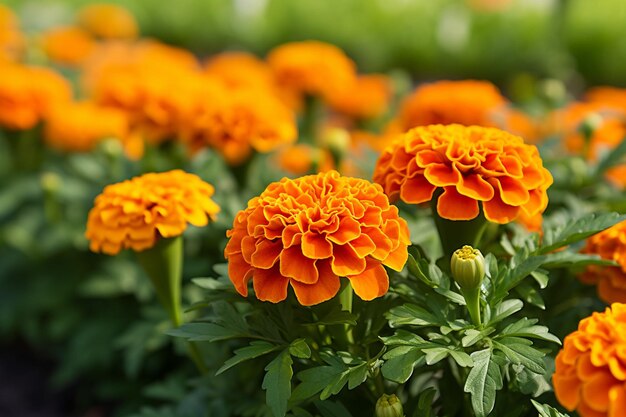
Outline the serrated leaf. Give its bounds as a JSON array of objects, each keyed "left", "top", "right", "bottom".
[
  {"left": 387, "top": 303, "right": 442, "bottom": 327},
  {"left": 291, "top": 354, "right": 366, "bottom": 402},
  {"left": 216, "top": 341, "right": 278, "bottom": 375},
  {"left": 450, "top": 350, "right": 474, "bottom": 368},
  {"left": 531, "top": 400, "right": 571, "bottom": 417},
  {"left": 347, "top": 363, "right": 368, "bottom": 390},
  {"left": 500, "top": 318, "right": 561, "bottom": 344},
  {"left": 464, "top": 349, "right": 503, "bottom": 417},
  {"left": 381, "top": 346, "right": 425, "bottom": 383},
  {"left": 289, "top": 339, "right": 311, "bottom": 359},
  {"left": 493, "top": 338, "right": 545, "bottom": 374},
  {"left": 424, "top": 347, "right": 449, "bottom": 365},
  {"left": 262, "top": 350, "right": 293, "bottom": 417}
]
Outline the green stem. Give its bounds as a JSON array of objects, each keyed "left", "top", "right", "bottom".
[
  {"left": 300, "top": 95, "right": 323, "bottom": 145},
  {"left": 338, "top": 280, "right": 355, "bottom": 345},
  {"left": 461, "top": 286, "right": 481, "bottom": 327}
]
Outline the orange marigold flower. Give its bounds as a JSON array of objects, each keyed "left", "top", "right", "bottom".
[
  {"left": 267, "top": 41, "right": 357, "bottom": 104},
  {"left": 326, "top": 74, "right": 392, "bottom": 120},
  {"left": 77, "top": 3, "right": 139, "bottom": 39},
  {"left": 44, "top": 101, "right": 128, "bottom": 153},
  {"left": 0, "top": 5, "right": 24, "bottom": 62},
  {"left": 275, "top": 144, "right": 335, "bottom": 175},
  {"left": 553, "top": 303, "right": 626, "bottom": 417},
  {"left": 180, "top": 82, "right": 298, "bottom": 165},
  {"left": 586, "top": 87, "right": 626, "bottom": 113},
  {"left": 0, "top": 63, "right": 71, "bottom": 130},
  {"left": 86, "top": 170, "right": 220, "bottom": 255},
  {"left": 41, "top": 26, "right": 95, "bottom": 66},
  {"left": 373, "top": 124, "right": 553, "bottom": 223},
  {"left": 392, "top": 80, "right": 508, "bottom": 132},
  {"left": 224, "top": 170, "right": 411, "bottom": 306},
  {"left": 204, "top": 52, "right": 275, "bottom": 92},
  {"left": 580, "top": 221, "right": 626, "bottom": 304}
]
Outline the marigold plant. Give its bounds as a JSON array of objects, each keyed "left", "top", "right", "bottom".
[
  {"left": 86, "top": 170, "right": 220, "bottom": 255},
  {"left": 373, "top": 124, "right": 553, "bottom": 223},
  {"left": 224, "top": 170, "right": 410, "bottom": 306},
  {"left": 580, "top": 221, "right": 626, "bottom": 303},
  {"left": 553, "top": 303, "right": 626, "bottom": 417}
]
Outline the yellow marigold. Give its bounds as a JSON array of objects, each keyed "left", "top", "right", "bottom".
[
  {"left": 77, "top": 3, "right": 139, "bottom": 39},
  {"left": 373, "top": 124, "right": 553, "bottom": 223},
  {"left": 553, "top": 303, "right": 626, "bottom": 417},
  {"left": 392, "top": 80, "right": 508, "bottom": 132},
  {"left": 43, "top": 101, "right": 128, "bottom": 152},
  {"left": 580, "top": 221, "right": 626, "bottom": 304},
  {"left": 41, "top": 26, "right": 95, "bottom": 66},
  {"left": 86, "top": 170, "right": 220, "bottom": 255},
  {"left": 267, "top": 41, "right": 357, "bottom": 104},
  {"left": 180, "top": 81, "right": 298, "bottom": 165},
  {"left": 224, "top": 170, "right": 411, "bottom": 306},
  {"left": 326, "top": 74, "right": 392, "bottom": 120},
  {"left": 0, "top": 63, "right": 71, "bottom": 130}
]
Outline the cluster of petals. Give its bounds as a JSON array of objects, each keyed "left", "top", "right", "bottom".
[
  {"left": 224, "top": 170, "right": 411, "bottom": 306},
  {"left": 373, "top": 124, "right": 553, "bottom": 223},
  {"left": 86, "top": 170, "right": 220, "bottom": 255},
  {"left": 580, "top": 221, "right": 626, "bottom": 304},
  {"left": 44, "top": 101, "right": 130, "bottom": 153},
  {"left": 553, "top": 303, "right": 626, "bottom": 417},
  {"left": 0, "top": 62, "right": 71, "bottom": 130}
]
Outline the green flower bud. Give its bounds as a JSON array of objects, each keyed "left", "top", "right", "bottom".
[
  {"left": 451, "top": 245, "right": 485, "bottom": 290},
  {"left": 578, "top": 112, "right": 603, "bottom": 140},
  {"left": 375, "top": 394, "right": 404, "bottom": 417}
]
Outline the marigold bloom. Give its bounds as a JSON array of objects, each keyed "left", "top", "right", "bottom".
[
  {"left": 275, "top": 144, "right": 334, "bottom": 175},
  {"left": 180, "top": 82, "right": 298, "bottom": 165},
  {"left": 586, "top": 87, "right": 626, "bottom": 113},
  {"left": 580, "top": 221, "right": 626, "bottom": 303},
  {"left": 224, "top": 171, "right": 411, "bottom": 306},
  {"left": 391, "top": 80, "right": 508, "bottom": 133},
  {"left": 41, "top": 26, "right": 95, "bottom": 66},
  {"left": 373, "top": 124, "right": 553, "bottom": 223},
  {"left": 553, "top": 303, "right": 626, "bottom": 417},
  {"left": 77, "top": 3, "right": 139, "bottom": 39},
  {"left": 326, "top": 74, "right": 392, "bottom": 120},
  {"left": 44, "top": 101, "right": 128, "bottom": 152},
  {"left": 0, "top": 63, "right": 71, "bottom": 130},
  {"left": 267, "top": 41, "right": 357, "bottom": 103},
  {"left": 86, "top": 170, "right": 220, "bottom": 255}
]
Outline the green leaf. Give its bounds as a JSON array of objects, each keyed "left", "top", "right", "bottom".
[
  {"left": 489, "top": 299, "right": 524, "bottom": 324},
  {"left": 308, "top": 307, "right": 358, "bottom": 326},
  {"left": 539, "top": 251, "right": 616, "bottom": 268},
  {"left": 414, "top": 387, "right": 437, "bottom": 417},
  {"left": 493, "top": 338, "right": 546, "bottom": 374},
  {"left": 216, "top": 341, "right": 279, "bottom": 375},
  {"left": 434, "top": 287, "right": 466, "bottom": 305},
  {"left": 463, "top": 349, "right": 503, "bottom": 417},
  {"left": 386, "top": 303, "right": 442, "bottom": 327},
  {"left": 314, "top": 400, "right": 353, "bottom": 417},
  {"left": 423, "top": 347, "right": 449, "bottom": 365},
  {"left": 515, "top": 281, "right": 545, "bottom": 310},
  {"left": 540, "top": 212, "right": 626, "bottom": 254},
  {"left": 381, "top": 330, "right": 428, "bottom": 346},
  {"left": 381, "top": 346, "right": 425, "bottom": 383},
  {"left": 531, "top": 400, "right": 571, "bottom": 417},
  {"left": 450, "top": 350, "right": 474, "bottom": 368},
  {"left": 289, "top": 339, "right": 312, "bottom": 359},
  {"left": 462, "top": 328, "right": 495, "bottom": 348},
  {"left": 166, "top": 323, "right": 245, "bottom": 342},
  {"left": 594, "top": 134, "right": 626, "bottom": 176},
  {"left": 499, "top": 318, "right": 561, "bottom": 345},
  {"left": 262, "top": 349, "right": 293, "bottom": 417}
]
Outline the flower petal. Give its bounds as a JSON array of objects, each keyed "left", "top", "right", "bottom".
[
  {"left": 348, "top": 261, "right": 389, "bottom": 300},
  {"left": 279, "top": 246, "right": 319, "bottom": 284},
  {"left": 290, "top": 260, "right": 341, "bottom": 306},
  {"left": 436, "top": 187, "right": 479, "bottom": 221},
  {"left": 252, "top": 266, "right": 289, "bottom": 303}
]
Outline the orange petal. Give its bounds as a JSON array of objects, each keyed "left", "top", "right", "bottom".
[
  {"left": 364, "top": 227, "right": 393, "bottom": 260},
  {"left": 252, "top": 266, "right": 289, "bottom": 303},
  {"left": 495, "top": 177, "right": 530, "bottom": 206},
  {"left": 577, "top": 353, "right": 600, "bottom": 381},
  {"left": 436, "top": 187, "right": 479, "bottom": 220},
  {"left": 399, "top": 175, "right": 437, "bottom": 204},
  {"left": 251, "top": 239, "right": 282, "bottom": 269},
  {"left": 279, "top": 246, "right": 319, "bottom": 284},
  {"left": 328, "top": 217, "right": 361, "bottom": 245},
  {"left": 457, "top": 174, "right": 494, "bottom": 201},
  {"left": 228, "top": 253, "right": 253, "bottom": 297},
  {"left": 582, "top": 371, "right": 619, "bottom": 412},
  {"left": 290, "top": 260, "right": 341, "bottom": 306},
  {"left": 349, "top": 234, "right": 377, "bottom": 258},
  {"left": 424, "top": 164, "right": 461, "bottom": 187},
  {"left": 482, "top": 193, "right": 520, "bottom": 224},
  {"left": 301, "top": 232, "right": 333, "bottom": 259},
  {"left": 553, "top": 372, "right": 581, "bottom": 411},
  {"left": 348, "top": 262, "right": 389, "bottom": 300},
  {"left": 609, "top": 385, "right": 626, "bottom": 417},
  {"left": 331, "top": 244, "right": 367, "bottom": 276},
  {"left": 383, "top": 244, "right": 408, "bottom": 271}
]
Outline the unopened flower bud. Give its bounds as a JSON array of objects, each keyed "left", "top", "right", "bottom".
[
  {"left": 451, "top": 245, "right": 485, "bottom": 290},
  {"left": 375, "top": 394, "right": 404, "bottom": 417},
  {"left": 578, "top": 112, "right": 603, "bottom": 140}
]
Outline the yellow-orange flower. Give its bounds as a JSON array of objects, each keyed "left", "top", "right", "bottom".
[
  {"left": 44, "top": 101, "right": 128, "bottom": 152},
  {"left": 553, "top": 303, "right": 626, "bottom": 417},
  {"left": 77, "top": 3, "right": 139, "bottom": 39},
  {"left": 0, "top": 63, "right": 71, "bottom": 130},
  {"left": 267, "top": 41, "right": 357, "bottom": 104},
  {"left": 204, "top": 52, "right": 275, "bottom": 92},
  {"left": 0, "top": 5, "right": 23, "bottom": 62},
  {"left": 275, "top": 144, "right": 334, "bottom": 175},
  {"left": 586, "top": 87, "right": 626, "bottom": 113},
  {"left": 580, "top": 221, "right": 626, "bottom": 304},
  {"left": 326, "top": 74, "right": 392, "bottom": 120},
  {"left": 391, "top": 80, "right": 508, "bottom": 133},
  {"left": 180, "top": 82, "right": 298, "bottom": 165},
  {"left": 86, "top": 170, "right": 220, "bottom": 255},
  {"left": 224, "top": 170, "right": 411, "bottom": 306},
  {"left": 41, "top": 26, "right": 95, "bottom": 66},
  {"left": 373, "top": 124, "right": 553, "bottom": 223}
]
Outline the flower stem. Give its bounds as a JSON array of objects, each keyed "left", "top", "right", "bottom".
[
  {"left": 461, "top": 286, "right": 481, "bottom": 326},
  {"left": 334, "top": 280, "right": 355, "bottom": 347}
]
